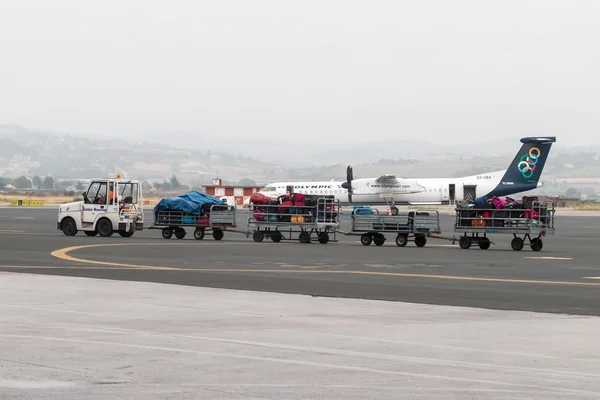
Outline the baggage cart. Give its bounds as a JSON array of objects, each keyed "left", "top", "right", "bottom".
[
  {"left": 248, "top": 197, "right": 340, "bottom": 244},
  {"left": 149, "top": 205, "right": 237, "bottom": 240},
  {"left": 338, "top": 209, "right": 441, "bottom": 247},
  {"left": 454, "top": 201, "right": 555, "bottom": 251}
]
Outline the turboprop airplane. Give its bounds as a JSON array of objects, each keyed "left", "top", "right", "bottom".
[{"left": 251, "top": 136, "right": 555, "bottom": 215}]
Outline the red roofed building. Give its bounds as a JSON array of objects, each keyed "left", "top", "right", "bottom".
[{"left": 203, "top": 178, "right": 262, "bottom": 207}]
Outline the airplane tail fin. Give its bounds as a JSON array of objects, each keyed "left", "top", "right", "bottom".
[{"left": 501, "top": 136, "right": 556, "bottom": 185}]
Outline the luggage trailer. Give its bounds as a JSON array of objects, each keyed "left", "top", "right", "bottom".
[
  {"left": 337, "top": 209, "right": 442, "bottom": 247},
  {"left": 149, "top": 205, "right": 238, "bottom": 240},
  {"left": 248, "top": 197, "right": 341, "bottom": 244},
  {"left": 454, "top": 201, "right": 556, "bottom": 251}
]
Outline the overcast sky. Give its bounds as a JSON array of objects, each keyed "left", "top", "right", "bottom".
[{"left": 1, "top": 0, "right": 599, "bottom": 145}]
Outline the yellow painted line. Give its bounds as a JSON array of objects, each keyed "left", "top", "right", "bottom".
[
  {"left": 0, "top": 229, "right": 26, "bottom": 233},
  {"left": 524, "top": 257, "right": 574, "bottom": 261},
  {"left": 50, "top": 242, "right": 239, "bottom": 270},
  {"left": 45, "top": 243, "right": 600, "bottom": 287},
  {"left": 583, "top": 277, "right": 600, "bottom": 280}
]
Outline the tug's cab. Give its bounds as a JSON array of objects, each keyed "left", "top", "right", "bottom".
[{"left": 57, "top": 175, "right": 144, "bottom": 237}]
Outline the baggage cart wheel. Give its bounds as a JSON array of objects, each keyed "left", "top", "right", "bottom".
[
  {"left": 390, "top": 206, "right": 399, "bottom": 216},
  {"left": 318, "top": 232, "right": 329, "bottom": 244},
  {"left": 253, "top": 230, "right": 264, "bottom": 242},
  {"left": 374, "top": 234, "right": 385, "bottom": 246},
  {"left": 530, "top": 238, "right": 543, "bottom": 252},
  {"left": 271, "top": 232, "right": 282, "bottom": 242},
  {"left": 96, "top": 218, "right": 113, "bottom": 237},
  {"left": 511, "top": 237, "right": 524, "bottom": 251},
  {"left": 299, "top": 231, "right": 311, "bottom": 244},
  {"left": 61, "top": 217, "right": 78, "bottom": 236},
  {"left": 162, "top": 228, "right": 173, "bottom": 239},
  {"left": 175, "top": 228, "right": 186, "bottom": 240},
  {"left": 414, "top": 235, "right": 427, "bottom": 248},
  {"left": 84, "top": 230, "right": 98, "bottom": 237},
  {"left": 478, "top": 237, "right": 490, "bottom": 250},
  {"left": 194, "top": 228, "right": 205, "bottom": 240},
  {"left": 360, "top": 234, "right": 372, "bottom": 246},
  {"left": 213, "top": 229, "right": 224, "bottom": 241},
  {"left": 459, "top": 236, "right": 471, "bottom": 250},
  {"left": 119, "top": 231, "right": 134, "bottom": 238},
  {"left": 395, "top": 234, "right": 408, "bottom": 247}
]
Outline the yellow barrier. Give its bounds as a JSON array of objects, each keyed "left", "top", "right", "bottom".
[{"left": 11, "top": 199, "right": 45, "bottom": 207}]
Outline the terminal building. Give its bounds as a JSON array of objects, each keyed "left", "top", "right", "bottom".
[{"left": 202, "top": 178, "right": 262, "bottom": 207}]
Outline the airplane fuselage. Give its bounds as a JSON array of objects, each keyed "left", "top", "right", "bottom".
[
  {"left": 252, "top": 136, "right": 553, "bottom": 207},
  {"left": 256, "top": 169, "right": 540, "bottom": 206}
]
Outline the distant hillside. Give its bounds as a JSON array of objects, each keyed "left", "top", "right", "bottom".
[{"left": 0, "top": 125, "right": 276, "bottom": 182}]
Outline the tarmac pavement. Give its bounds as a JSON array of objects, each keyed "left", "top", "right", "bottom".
[{"left": 2, "top": 207, "right": 600, "bottom": 399}]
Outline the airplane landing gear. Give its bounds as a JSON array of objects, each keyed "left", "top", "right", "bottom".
[{"left": 382, "top": 197, "right": 399, "bottom": 215}]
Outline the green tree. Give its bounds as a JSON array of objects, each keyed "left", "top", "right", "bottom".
[
  {"left": 32, "top": 175, "right": 43, "bottom": 189},
  {"left": 170, "top": 174, "right": 181, "bottom": 189},
  {"left": 42, "top": 176, "right": 55, "bottom": 190},
  {"left": 238, "top": 177, "right": 257, "bottom": 186},
  {"left": 565, "top": 187, "right": 578, "bottom": 197},
  {"left": 14, "top": 176, "right": 32, "bottom": 189}
]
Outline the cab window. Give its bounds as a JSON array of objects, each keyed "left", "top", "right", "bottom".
[
  {"left": 85, "top": 182, "right": 108, "bottom": 204},
  {"left": 118, "top": 182, "right": 139, "bottom": 204}
]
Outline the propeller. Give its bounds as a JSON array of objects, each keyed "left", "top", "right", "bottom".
[{"left": 341, "top": 165, "right": 353, "bottom": 202}]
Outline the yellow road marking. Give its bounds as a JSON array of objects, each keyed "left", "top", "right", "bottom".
[
  {"left": 42, "top": 243, "right": 600, "bottom": 287},
  {"left": 524, "top": 257, "right": 574, "bottom": 261},
  {"left": 50, "top": 242, "right": 241, "bottom": 269}
]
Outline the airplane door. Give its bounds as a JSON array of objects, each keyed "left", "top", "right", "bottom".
[
  {"left": 463, "top": 185, "right": 477, "bottom": 201},
  {"left": 448, "top": 184, "right": 455, "bottom": 202}
]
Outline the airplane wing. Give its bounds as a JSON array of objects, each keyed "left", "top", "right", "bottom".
[{"left": 375, "top": 174, "right": 398, "bottom": 183}]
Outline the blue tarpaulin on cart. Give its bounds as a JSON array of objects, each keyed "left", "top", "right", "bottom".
[{"left": 154, "top": 191, "right": 224, "bottom": 215}]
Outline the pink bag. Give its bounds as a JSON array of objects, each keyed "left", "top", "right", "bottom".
[
  {"left": 491, "top": 196, "right": 506, "bottom": 209},
  {"left": 254, "top": 208, "right": 265, "bottom": 221}
]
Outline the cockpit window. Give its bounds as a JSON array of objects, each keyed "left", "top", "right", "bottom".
[{"left": 261, "top": 186, "right": 277, "bottom": 192}]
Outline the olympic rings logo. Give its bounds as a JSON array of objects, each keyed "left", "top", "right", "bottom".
[{"left": 517, "top": 147, "right": 541, "bottom": 179}]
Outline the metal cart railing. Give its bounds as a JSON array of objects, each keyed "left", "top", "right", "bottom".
[
  {"left": 337, "top": 209, "right": 441, "bottom": 247},
  {"left": 248, "top": 197, "right": 340, "bottom": 244},
  {"left": 454, "top": 201, "right": 555, "bottom": 251},
  {"left": 149, "top": 205, "right": 237, "bottom": 240}
]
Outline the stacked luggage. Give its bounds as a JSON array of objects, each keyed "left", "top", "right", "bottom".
[
  {"left": 251, "top": 193, "right": 337, "bottom": 223},
  {"left": 461, "top": 195, "right": 546, "bottom": 227}
]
